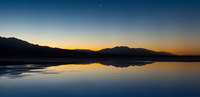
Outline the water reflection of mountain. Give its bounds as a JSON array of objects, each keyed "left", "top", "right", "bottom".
[
  {"left": 0, "top": 61, "right": 154, "bottom": 78},
  {"left": 99, "top": 61, "right": 154, "bottom": 67}
]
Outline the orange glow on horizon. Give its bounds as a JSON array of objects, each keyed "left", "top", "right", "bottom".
[
  {"left": 58, "top": 46, "right": 200, "bottom": 55},
  {"left": 27, "top": 39, "right": 200, "bottom": 56}
]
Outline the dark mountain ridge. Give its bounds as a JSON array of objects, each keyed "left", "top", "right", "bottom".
[
  {"left": 0, "top": 36, "right": 176, "bottom": 58},
  {"left": 0, "top": 36, "right": 94, "bottom": 58},
  {"left": 98, "top": 46, "right": 173, "bottom": 56}
]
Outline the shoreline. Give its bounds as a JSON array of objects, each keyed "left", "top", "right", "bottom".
[{"left": 0, "top": 57, "right": 200, "bottom": 64}]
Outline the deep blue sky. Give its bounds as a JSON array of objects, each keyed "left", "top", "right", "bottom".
[{"left": 0, "top": 0, "right": 200, "bottom": 54}]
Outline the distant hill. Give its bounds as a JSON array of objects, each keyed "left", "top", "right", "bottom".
[
  {"left": 0, "top": 36, "right": 176, "bottom": 58},
  {"left": 98, "top": 46, "right": 174, "bottom": 56},
  {"left": 0, "top": 36, "right": 95, "bottom": 58}
]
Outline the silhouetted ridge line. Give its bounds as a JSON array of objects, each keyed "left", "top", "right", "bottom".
[
  {"left": 0, "top": 36, "right": 176, "bottom": 58},
  {"left": 98, "top": 46, "right": 174, "bottom": 56}
]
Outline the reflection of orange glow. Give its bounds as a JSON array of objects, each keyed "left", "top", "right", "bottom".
[
  {"left": 47, "top": 63, "right": 103, "bottom": 71},
  {"left": 46, "top": 62, "right": 200, "bottom": 73},
  {"left": 42, "top": 62, "right": 200, "bottom": 79},
  {"left": 45, "top": 63, "right": 134, "bottom": 73}
]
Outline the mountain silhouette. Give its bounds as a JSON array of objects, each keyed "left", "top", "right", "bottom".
[
  {"left": 0, "top": 36, "right": 96, "bottom": 58},
  {"left": 98, "top": 46, "right": 174, "bottom": 56},
  {"left": 0, "top": 36, "right": 175, "bottom": 58}
]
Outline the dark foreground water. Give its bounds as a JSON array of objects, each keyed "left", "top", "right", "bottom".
[{"left": 0, "top": 61, "right": 200, "bottom": 97}]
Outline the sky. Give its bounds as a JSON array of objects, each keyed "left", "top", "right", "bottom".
[{"left": 0, "top": 0, "right": 200, "bottom": 55}]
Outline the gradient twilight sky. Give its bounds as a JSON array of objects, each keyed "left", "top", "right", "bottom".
[{"left": 0, "top": 0, "right": 200, "bottom": 55}]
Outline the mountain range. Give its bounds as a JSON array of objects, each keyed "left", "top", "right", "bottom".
[{"left": 0, "top": 36, "right": 175, "bottom": 58}]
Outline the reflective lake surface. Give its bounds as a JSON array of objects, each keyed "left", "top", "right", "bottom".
[{"left": 0, "top": 61, "right": 200, "bottom": 97}]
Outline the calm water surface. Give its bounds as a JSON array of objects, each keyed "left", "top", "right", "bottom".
[{"left": 0, "top": 62, "right": 200, "bottom": 97}]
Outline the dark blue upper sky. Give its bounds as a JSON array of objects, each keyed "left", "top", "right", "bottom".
[{"left": 0, "top": 0, "right": 200, "bottom": 54}]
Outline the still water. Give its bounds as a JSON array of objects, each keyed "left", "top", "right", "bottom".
[{"left": 0, "top": 61, "right": 200, "bottom": 97}]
